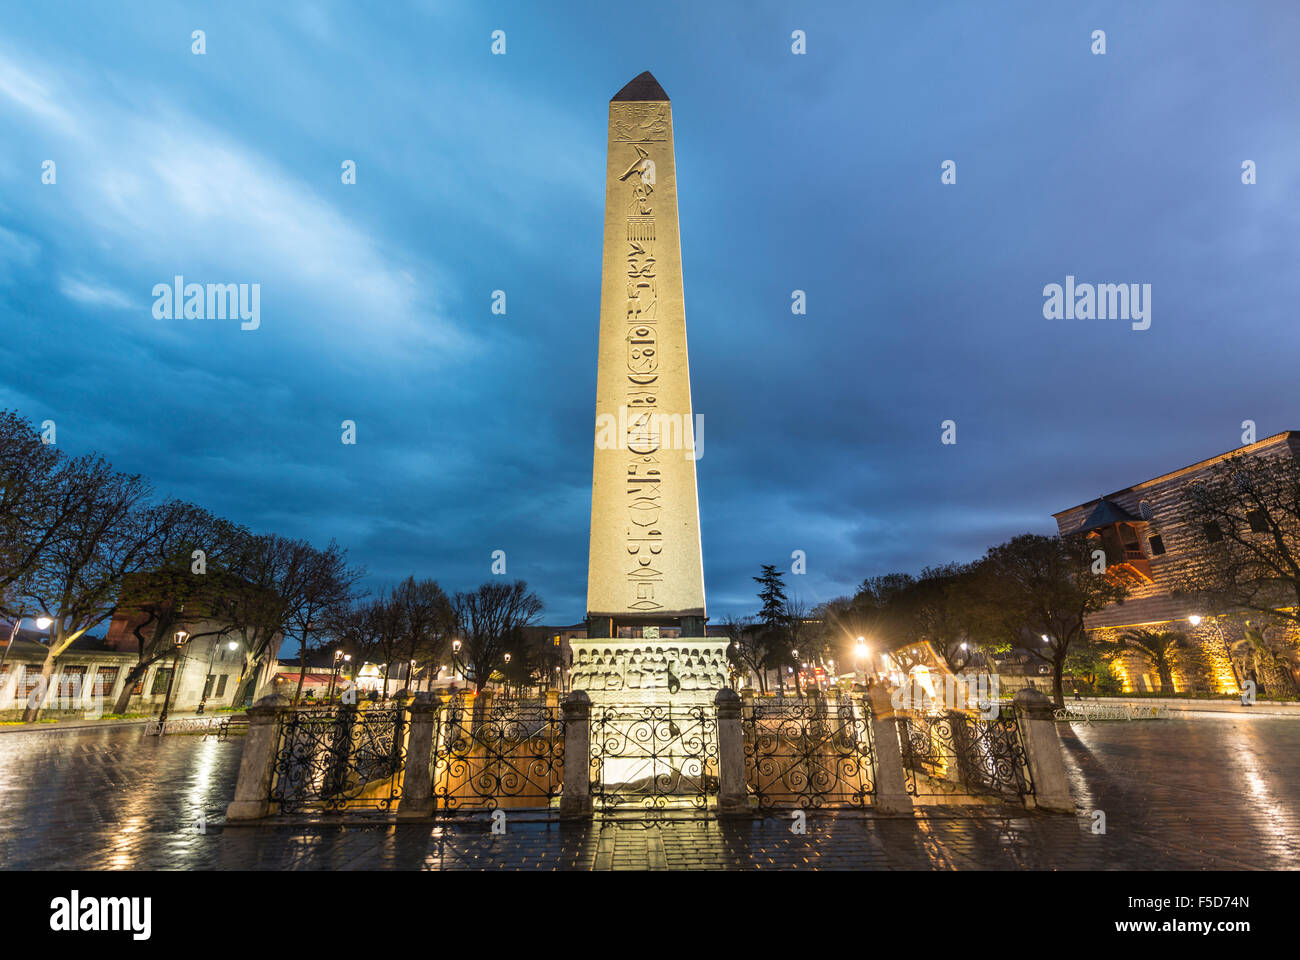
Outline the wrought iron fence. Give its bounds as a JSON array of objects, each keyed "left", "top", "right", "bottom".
[
  {"left": 899, "top": 709, "right": 1033, "bottom": 803},
  {"left": 743, "top": 696, "right": 876, "bottom": 810},
  {"left": 432, "top": 699, "right": 565, "bottom": 812},
  {"left": 269, "top": 705, "right": 406, "bottom": 814},
  {"left": 590, "top": 704, "right": 717, "bottom": 817}
]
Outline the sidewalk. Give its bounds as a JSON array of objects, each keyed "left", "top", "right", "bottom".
[{"left": 0, "top": 710, "right": 235, "bottom": 735}]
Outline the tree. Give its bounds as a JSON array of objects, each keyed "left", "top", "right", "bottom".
[
  {"left": 12, "top": 457, "right": 164, "bottom": 720},
  {"left": 889, "top": 564, "right": 992, "bottom": 674},
  {"left": 1064, "top": 636, "right": 1122, "bottom": 696},
  {"left": 720, "top": 614, "right": 761, "bottom": 691},
  {"left": 391, "top": 576, "right": 453, "bottom": 691},
  {"left": 1179, "top": 452, "right": 1300, "bottom": 694},
  {"left": 107, "top": 505, "right": 240, "bottom": 714},
  {"left": 452, "top": 581, "right": 543, "bottom": 692},
  {"left": 973, "top": 533, "right": 1131, "bottom": 707},
  {"left": 753, "top": 565, "right": 795, "bottom": 693},
  {"left": 1116, "top": 628, "right": 1186, "bottom": 694},
  {"left": 0, "top": 410, "right": 66, "bottom": 605},
  {"left": 1229, "top": 621, "right": 1299, "bottom": 698},
  {"left": 284, "top": 539, "right": 364, "bottom": 704}
]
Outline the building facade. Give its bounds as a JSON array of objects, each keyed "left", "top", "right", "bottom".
[{"left": 1053, "top": 431, "right": 1300, "bottom": 696}]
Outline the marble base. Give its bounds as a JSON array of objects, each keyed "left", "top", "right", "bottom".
[{"left": 569, "top": 638, "right": 730, "bottom": 706}]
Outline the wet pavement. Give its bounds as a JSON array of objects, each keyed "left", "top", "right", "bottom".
[{"left": 1, "top": 716, "right": 1298, "bottom": 870}]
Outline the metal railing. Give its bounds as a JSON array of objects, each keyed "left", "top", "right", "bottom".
[
  {"left": 589, "top": 704, "right": 718, "bottom": 818},
  {"left": 743, "top": 696, "right": 875, "bottom": 810},
  {"left": 433, "top": 700, "right": 564, "bottom": 812},
  {"left": 899, "top": 709, "right": 1034, "bottom": 803},
  {"left": 269, "top": 705, "right": 406, "bottom": 814}
]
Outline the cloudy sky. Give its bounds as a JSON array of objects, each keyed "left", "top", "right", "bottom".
[{"left": 1, "top": 1, "right": 1297, "bottom": 623}]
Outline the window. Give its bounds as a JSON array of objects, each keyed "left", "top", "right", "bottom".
[
  {"left": 149, "top": 668, "right": 173, "bottom": 696},
  {"left": 1247, "top": 509, "right": 1269, "bottom": 533},
  {"left": 1204, "top": 521, "right": 1224, "bottom": 543},
  {"left": 131, "top": 675, "right": 145, "bottom": 696},
  {"left": 57, "top": 665, "right": 87, "bottom": 701},
  {"left": 18, "top": 665, "right": 43, "bottom": 701},
  {"left": 215, "top": 675, "right": 228, "bottom": 697},
  {"left": 1148, "top": 535, "right": 1166, "bottom": 555},
  {"left": 92, "top": 667, "right": 119, "bottom": 697}
]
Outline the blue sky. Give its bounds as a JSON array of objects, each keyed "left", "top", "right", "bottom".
[{"left": 2, "top": 1, "right": 1298, "bottom": 623}]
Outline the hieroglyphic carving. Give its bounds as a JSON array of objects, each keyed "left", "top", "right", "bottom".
[
  {"left": 611, "top": 103, "right": 670, "bottom": 142},
  {"left": 570, "top": 642, "right": 730, "bottom": 699},
  {"left": 618, "top": 132, "right": 666, "bottom": 612}
]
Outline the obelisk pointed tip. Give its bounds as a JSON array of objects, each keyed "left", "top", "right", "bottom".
[{"left": 611, "top": 71, "right": 669, "bottom": 102}]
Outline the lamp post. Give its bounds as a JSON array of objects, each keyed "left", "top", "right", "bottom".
[
  {"left": 1, "top": 614, "right": 53, "bottom": 676},
  {"left": 157, "top": 630, "right": 190, "bottom": 729},
  {"left": 854, "top": 636, "right": 867, "bottom": 687},
  {"left": 451, "top": 638, "right": 465, "bottom": 689},
  {"left": 327, "top": 649, "right": 344, "bottom": 701}
]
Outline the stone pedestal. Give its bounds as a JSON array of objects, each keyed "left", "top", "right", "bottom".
[
  {"left": 397, "top": 694, "right": 440, "bottom": 819},
  {"left": 866, "top": 685, "right": 914, "bottom": 815},
  {"left": 1014, "top": 688, "right": 1075, "bottom": 813},
  {"left": 714, "top": 689, "right": 749, "bottom": 816},
  {"left": 569, "top": 637, "right": 729, "bottom": 707},
  {"left": 559, "top": 691, "right": 594, "bottom": 819},
  {"left": 225, "top": 695, "right": 289, "bottom": 821}
]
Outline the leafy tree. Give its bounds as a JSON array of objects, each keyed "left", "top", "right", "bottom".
[
  {"left": 1065, "top": 637, "right": 1122, "bottom": 696},
  {"left": 1115, "top": 628, "right": 1188, "bottom": 694},
  {"left": 1230, "top": 621, "right": 1299, "bottom": 698},
  {"left": 973, "top": 533, "right": 1131, "bottom": 707}
]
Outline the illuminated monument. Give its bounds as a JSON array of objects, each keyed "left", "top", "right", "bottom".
[{"left": 571, "top": 72, "right": 728, "bottom": 704}]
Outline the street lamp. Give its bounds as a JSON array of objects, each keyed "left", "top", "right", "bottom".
[
  {"left": 157, "top": 630, "right": 190, "bottom": 729},
  {"left": 328, "top": 650, "right": 345, "bottom": 701},
  {"left": 1, "top": 614, "right": 54, "bottom": 677}
]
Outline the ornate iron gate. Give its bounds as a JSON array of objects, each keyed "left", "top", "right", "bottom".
[
  {"left": 269, "top": 705, "right": 406, "bottom": 814},
  {"left": 432, "top": 699, "right": 565, "bottom": 812},
  {"left": 589, "top": 704, "right": 718, "bottom": 817},
  {"left": 900, "top": 709, "right": 1033, "bottom": 802},
  {"left": 744, "top": 696, "right": 876, "bottom": 810}
]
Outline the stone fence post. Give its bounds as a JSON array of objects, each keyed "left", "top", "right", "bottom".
[
  {"left": 398, "top": 693, "right": 441, "bottom": 819},
  {"left": 558, "top": 691, "right": 593, "bottom": 819},
  {"left": 714, "top": 688, "right": 749, "bottom": 816},
  {"left": 1013, "top": 688, "right": 1075, "bottom": 813},
  {"left": 866, "top": 685, "right": 914, "bottom": 814},
  {"left": 225, "top": 694, "right": 290, "bottom": 821}
]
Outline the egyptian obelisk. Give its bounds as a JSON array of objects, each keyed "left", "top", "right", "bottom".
[{"left": 573, "top": 72, "right": 726, "bottom": 704}]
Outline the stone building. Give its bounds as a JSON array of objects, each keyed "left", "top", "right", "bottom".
[{"left": 1052, "top": 431, "right": 1300, "bottom": 696}]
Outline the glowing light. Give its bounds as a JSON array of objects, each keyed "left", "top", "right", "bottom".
[
  {"left": 1188, "top": 615, "right": 1203, "bottom": 626},
  {"left": 35, "top": 616, "right": 52, "bottom": 630},
  {"left": 227, "top": 641, "right": 238, "bottom": 651}
]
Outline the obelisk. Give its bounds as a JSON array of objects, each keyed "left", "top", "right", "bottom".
[{"left": 573, "top": 71, "right": 726, "bottom": 704}]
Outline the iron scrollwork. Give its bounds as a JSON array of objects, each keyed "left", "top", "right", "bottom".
[
  {"left": 269, "top": 705, "right": 406, "bottom": 814},
  {"left": 433, "top": 699, "right": 565, "bottom": 812},
  {"left": 744, "top": 696, "right": 876, "bottom": 810},
  {"left": 589, "top": 704, "right": 718, "bottom": 816},
  {"left": 900, "top": 709, "right": 1033, "bottom": 802}
]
